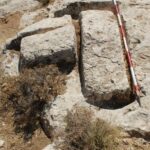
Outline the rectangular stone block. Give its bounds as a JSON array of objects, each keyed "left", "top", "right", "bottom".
[
  {"left": 20, "top": 24, "right": 77, "bottom": 68},
  {"left": 80, "top": 10, "right": 131, "bottom": 106}
]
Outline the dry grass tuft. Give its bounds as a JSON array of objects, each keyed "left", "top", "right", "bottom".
[
  {"left": 0, "top": 65, "right": 66, "bottom": 140},
  {"left": 60, "top": 107, "right": 119, "bottom": 150}
]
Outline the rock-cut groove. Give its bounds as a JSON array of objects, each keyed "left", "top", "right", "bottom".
[{"left": 54, "top": 1, "right": 115, "bottom": 19}]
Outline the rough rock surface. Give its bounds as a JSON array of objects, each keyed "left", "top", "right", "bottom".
[
  {"left": 19, "top": 9, "right": 49, "bottom": 29},
  {"left": 80, "top": 10, "right": 131, "bottom": 105},
  {"left": 86, "top": 96, "right": 150, "bottom": 139},
  {"left": 3, "top": 15, "right": 72, "bottom": 51},
  {"left": 121, "top": 0, "right": 150, "bottom": 96},
  {"left": 0, "top": 51, "right": 19, "bottom": 77},
  {"left": 78, "top": 0, "right": 150, "bottom": 138},
  {"left": 48, "top": 0, "right": 150, "bottom": 18},
  {"left": 100, "top": 0, "right": 150, "bottom": 138},
  {"left": 18, "top": 15, "right": 72, "bottom": 36},
  {"left": 44, "top": 70, "right": 85, "bottom": 130},
  {"left": 0, "top": 0, "right": 41, "bottom": 17},
  {"left": 48, "top": 0, "right": 113, "bottom": 18},
  {"left": 42, "top": 143, "right": 56, "bottom": 150},
  {"left": 20, "top": 24, "right": 77, "bottom": 67}
]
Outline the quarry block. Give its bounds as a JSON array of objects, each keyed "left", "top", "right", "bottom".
[
  {"left": 20, "top": 24, "right": 77, "bottom": 68},
  {"left": 80, "top": 10, "right": 131, "bottom": 105}
]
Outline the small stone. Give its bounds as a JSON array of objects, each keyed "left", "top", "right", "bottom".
[
  {"left": 0, "top": 51, "right": 19, "bottom": 77},
  {"left": 42, "top": 144, "right": 56, "bottom": 150},
  {"left": 0, "top": 140, "right": 5, "bottom": 148},
  {"left": 122, "top": 139, "right": 129, "bottom": 145}
]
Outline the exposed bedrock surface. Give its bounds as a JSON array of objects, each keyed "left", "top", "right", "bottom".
[
  {"left": 48, "top": 0, "right": 113, "bottom": 18},
  {"left": 121, "top": 0, "right": 150, "bottom": 96},
  {"left": 0, "top": 0, "right": 41, "bottom": 17}
]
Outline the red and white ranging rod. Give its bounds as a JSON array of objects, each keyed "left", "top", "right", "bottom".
[{"left": 112, "top": 0, "right": 141, "bottom": 106}]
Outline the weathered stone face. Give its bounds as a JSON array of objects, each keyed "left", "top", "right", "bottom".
[
  {"left": 19, "top": 9, "right": 49, "bottom": 29},
  {"left": 48, "top": 0, "right": 113, "bottom": 19},
  {"left": 121, "top": 1, "right": 150, "bottom": 96},
  {"left": 0, "top": 51, "right": 19, "bottom": 77},
  {"left": 4, "top": 15, "right": 73, "bottom": 51},
  {"left": 19, "top": 15, "right": 72, "bottom": 37},
  {"left": 87, "top": 96, "right": 150, "bottom": 140},
  {"left": 20, "top": 24, "right": 77, "bottom": 68},
  {"left": 44, "top": 70, "right": 85, "bottom": 130},
  {"left": 79, "top": 0, "right": 150, "bottom": 139},
  {"left": 80, "top": 10, "right": 131, "bottom": 105},
  {"left": 0, "top": 0, "right": 41, "bottom": 17}
]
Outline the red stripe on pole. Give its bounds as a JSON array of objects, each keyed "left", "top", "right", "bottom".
[
  {"left": 113, "top": 4, "right": 120, "bottom": 15},
  {"left": 119, "top": 25, "right": 126, "bottom": 37},
  {"left": 133, "top": 84, "right": 140, "bottom": 93},
  {"left": 116, "top": 4, "right": 120, "bottom": 14},
  {"left": 126, "top": 52, "right": 133, "bottom": 67}
]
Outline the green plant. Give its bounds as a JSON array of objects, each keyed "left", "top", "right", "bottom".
[{"left": 60, "top": 107, "right": 119, "bottom": 150}]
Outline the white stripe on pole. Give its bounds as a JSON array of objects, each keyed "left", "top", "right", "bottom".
[
  {"left": 123, "top": 37, "right": 129, "bottom": 52},
  {"left": 117, "top": 14, "right": 122, "bottom": 26},
  {"left": 113, "top": 0, "right": 117, "bottom": 5},
  {"left": 130, "top": 67, "right": 138, "bottom": 86}
]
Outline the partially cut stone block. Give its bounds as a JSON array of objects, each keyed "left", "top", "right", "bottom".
[
  {"left": 80, "top": 10, "right": 131, "bottom": 105},
  {"left": 20, "top": 24, "right": 77, "bottom": 68}
]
